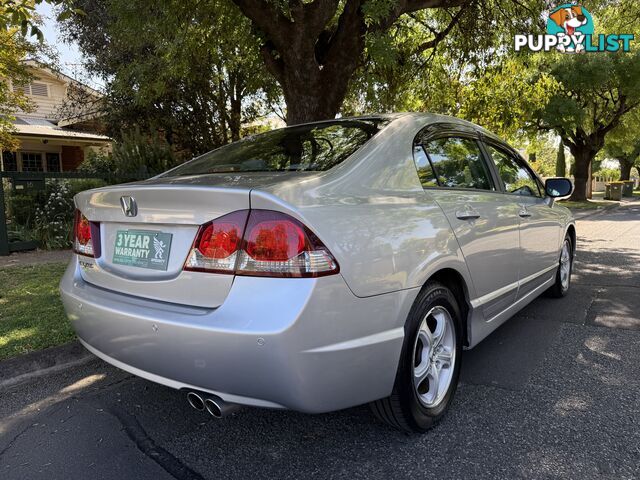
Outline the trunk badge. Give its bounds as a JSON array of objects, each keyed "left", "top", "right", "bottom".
[{"left": 120, "top": 196, "right": 138, "bottom": 217}]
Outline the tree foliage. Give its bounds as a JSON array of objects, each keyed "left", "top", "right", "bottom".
[
  {"left": 344, "top": 0, "right": 547, "bottom": 118},
  {"left": 0, "top": 26, "right": 33, "bottom": 150},
  {"left": 1, "top": 1, "right": 72, "bottom": 151},
  {"left": 534, "top": 52, "right": 640, "bottom": 199},
  {"left": 231, "top": 0, "right": 496, "bottom": 124},
  {"left": 1, "top": 0, "right": 79, "bottom": 39},
  {"left": 604, "top": 110, "right": 640, "bottom": 180},
  {"left": 60, "top": 0, "right": 279, "bottom": 158},
  {"left": 456, "top": 48, "right": 640, "bottom": 199}
]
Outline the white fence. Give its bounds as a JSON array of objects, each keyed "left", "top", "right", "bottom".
[{"left": 592, "top": 177, "right": 639, "bottom": 192}]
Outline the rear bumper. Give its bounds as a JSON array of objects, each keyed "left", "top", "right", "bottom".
[{"left": 60, "top": 257, "right": 414, "bottom": 413}]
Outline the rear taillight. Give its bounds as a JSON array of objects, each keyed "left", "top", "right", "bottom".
[
  {"left": 184, "top": 210, "right": 339, "bottom": 278},
  {"left": 184, "top": 210, "right": 249, "bottom": 274},
  {"left": 236, "top": 210, "right": 338, "bottom": 277},
  {"left": 73, "top": 209, "right": 94, "bottom": 257}
]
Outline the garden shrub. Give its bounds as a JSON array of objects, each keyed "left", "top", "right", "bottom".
[
  {"left": 33, "top": 181, "right": 75, "bottom": 250},
  {"left": 593, "top": 168, "right": 620, "bottom": 180},
  {"left": 111, "top": 128, "right": 178, "bottom": 179},
  {"left": 77, "top": 149, "right": 116, "bottom": 175},
  {"left": 6, "top": 191, "right": 41, "bottom": 227},
  {"left": 68, "top": 178, "right": 109, "bottom": 196}
]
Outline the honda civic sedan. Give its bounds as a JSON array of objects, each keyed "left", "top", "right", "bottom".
[{"left": 60, "top": 113, "right": 575, "bottom": 432}]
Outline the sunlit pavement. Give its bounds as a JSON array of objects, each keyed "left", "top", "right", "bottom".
[{"left": 2, "top": 201, "right": 639, "bottom": 480}]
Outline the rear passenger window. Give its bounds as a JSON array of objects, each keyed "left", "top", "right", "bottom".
[{"left": 419, "top": 137, "right": 494, "bottom": 190}]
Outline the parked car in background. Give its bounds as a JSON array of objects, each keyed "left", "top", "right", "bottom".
[{"left": 60, "top": 113, "right": 575, "bottom": 432}]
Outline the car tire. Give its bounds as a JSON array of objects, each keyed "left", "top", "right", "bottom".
[
  {"left": 371, "top": 281, "right": 462, "bottom": 433},
  {"left": 548, "top": 235, "right": 573, "bottom": 298}
]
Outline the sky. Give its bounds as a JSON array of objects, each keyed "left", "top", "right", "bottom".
[{"left": 36, "top": 3, "right": 104, "bottom": 90}]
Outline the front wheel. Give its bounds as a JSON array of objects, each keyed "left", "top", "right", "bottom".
[
  {"left": 371, "top": 281, "right": 462, "bottom": 433},
  {"left": 548, "top": 235, "right": 573, "bottom": 298}
]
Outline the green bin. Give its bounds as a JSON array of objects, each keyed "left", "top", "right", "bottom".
[{"left": 622, "top": 181, "right": 634, "bottom": 197}]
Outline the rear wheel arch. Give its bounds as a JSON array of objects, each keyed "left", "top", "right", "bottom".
[
  {"left": 566, "top": 224, "right": 576, "bottom": 255},
  {"left": 373, "top": 275, "right": 465, "bottom": 432},
  {"left": 424, "top": 268, "right": 471, "bottom": 348}
]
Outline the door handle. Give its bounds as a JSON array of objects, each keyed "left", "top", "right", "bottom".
[
  {"left": 518, "top": 205, "right": 532, "bottom": 218},
  {"left": 456, "top": 209, "right": 481, "bottom": 220}
]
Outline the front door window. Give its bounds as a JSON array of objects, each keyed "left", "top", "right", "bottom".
[{"left": 485, "top": 144, "right": 541, "bottom": 197}]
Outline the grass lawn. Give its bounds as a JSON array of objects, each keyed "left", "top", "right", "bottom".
[
  {"left": 0, "top": 262, "right": 74, "bottom": 361},
  {"left": 557, "top": 199, "right": 617, "bottom": 209}
]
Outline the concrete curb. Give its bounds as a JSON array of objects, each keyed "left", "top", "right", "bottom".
[{"left": 0, "top": 340, "right": 95, "bottom": 389}]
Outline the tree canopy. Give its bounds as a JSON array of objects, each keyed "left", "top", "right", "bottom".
[
  {"left": 61, "top": 0, "right": 280, "bottom": 158},
  {"left": 1, "top": 0, "right": 78, "bottom": 39},
  {"left": 50, "top": 0, "right": 640, "bottom": 199},
  {"left": 235, "top": 0, "right": 556, "bottom": 124},
  {"left": 0, "top": 26, "right": 33, "bottom": 151},
  {"left": 604, "top": 110, "right": 640, "bottom": 180}
]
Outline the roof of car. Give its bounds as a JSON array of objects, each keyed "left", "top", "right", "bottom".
[{"left": 334, "top": 113, "right": 494, "bottom": 134}]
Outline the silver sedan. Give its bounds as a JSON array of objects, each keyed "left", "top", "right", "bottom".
[{"left": 60, "top": 113, "right": 575, "bottom": 432}]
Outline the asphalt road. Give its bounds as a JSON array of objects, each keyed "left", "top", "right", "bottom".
[{"left": 2, "top": 201, "right": 640, "bottom": 480}]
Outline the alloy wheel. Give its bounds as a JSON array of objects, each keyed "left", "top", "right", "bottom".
[
  {"left": 412, "top": 305, "right": 456, "bottom": 408},
  {"left": 560, "top": 240, "right": 571, "bottom": 291}
]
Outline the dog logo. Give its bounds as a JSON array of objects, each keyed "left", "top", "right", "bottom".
[
  {"left": 515, "top": 4, "right": 633, "bottom": 53},
  {"left": 546, "top": 4, "right": 593, "bottom": 53}
]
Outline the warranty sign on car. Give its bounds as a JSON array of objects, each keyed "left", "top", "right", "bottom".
[{"left": 113, "top": 230, "right": 173, "bottom": 271}]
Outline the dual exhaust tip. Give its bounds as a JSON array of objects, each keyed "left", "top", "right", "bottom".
[{"left": 186, "top": 391, "right": 240, "bottom": 418}]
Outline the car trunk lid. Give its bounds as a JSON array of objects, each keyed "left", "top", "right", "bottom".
[{"left": 74, "top": 184, "right": 250, "bottom": 308}]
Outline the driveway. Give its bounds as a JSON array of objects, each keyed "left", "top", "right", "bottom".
[{"left": 1, "top": 201, "right": 639, "bottom": 480}]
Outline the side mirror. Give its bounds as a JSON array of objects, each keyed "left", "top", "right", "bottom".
[{"left": 545, "top": 178, "right": 573, "bottom": 198}]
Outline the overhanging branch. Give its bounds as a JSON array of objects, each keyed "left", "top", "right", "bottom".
[{"left": 412, "top": 3, "right": 469, "bottom": 53}]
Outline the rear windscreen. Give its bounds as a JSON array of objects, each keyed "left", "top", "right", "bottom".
[{"left": 162, "top": 119, "right": 388, "bottom": 176}]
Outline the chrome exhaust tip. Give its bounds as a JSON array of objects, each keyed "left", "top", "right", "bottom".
[
  {"left": 204, "top": 398, "right": 224, "bottom": 418},
  {"left": 186, "top": 392, "right": 205, "bottom": 411},
  {"left": 204, "top": 397, "right": 241, "bottom": 418}
]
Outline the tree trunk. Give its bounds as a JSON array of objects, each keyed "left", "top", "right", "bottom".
[
  {"left": 275, "top": 24, "right": 364, "bottom": 125},
  {"left": 282, "top": 71, "right": 351, "bottom": 125},
  {"left": 555, "top": 141, "right": 566, "bottom": 177},
  {"left": 620, "top": 158, "right": 633, "bottom": 181},
  {"left": 233, "top": 0, "right": 467, "bottom": 125},
  {"left": 569, "top": 147, "right": 596, "bottom": 201},
  {"left": 229, "top": 97, "right": 242, "bottom": 142}
]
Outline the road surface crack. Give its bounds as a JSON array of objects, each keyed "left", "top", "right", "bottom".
[{"left": 107, "top": 405, "right": 206, "bottom": 480}]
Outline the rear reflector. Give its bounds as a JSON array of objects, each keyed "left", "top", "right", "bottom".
[
  {"left": 184, "top": 210, "right": 339, "bottom": 277},
  {"left": 73, "top": 209, "right": 95, "bottom": 257}
]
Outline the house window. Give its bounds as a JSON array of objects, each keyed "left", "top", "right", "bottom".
[
  {"left": 21, "top": 152, "right": 44, "bottom": 172},
  {"left": 46, "top": 153, "right": 61, "bottom": 172},
  {"left": 12, "top": 82, "right": 49, "bottom": 97},
  {"left": 2, "top": 151, "right": 18, "bottom": 172}
]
